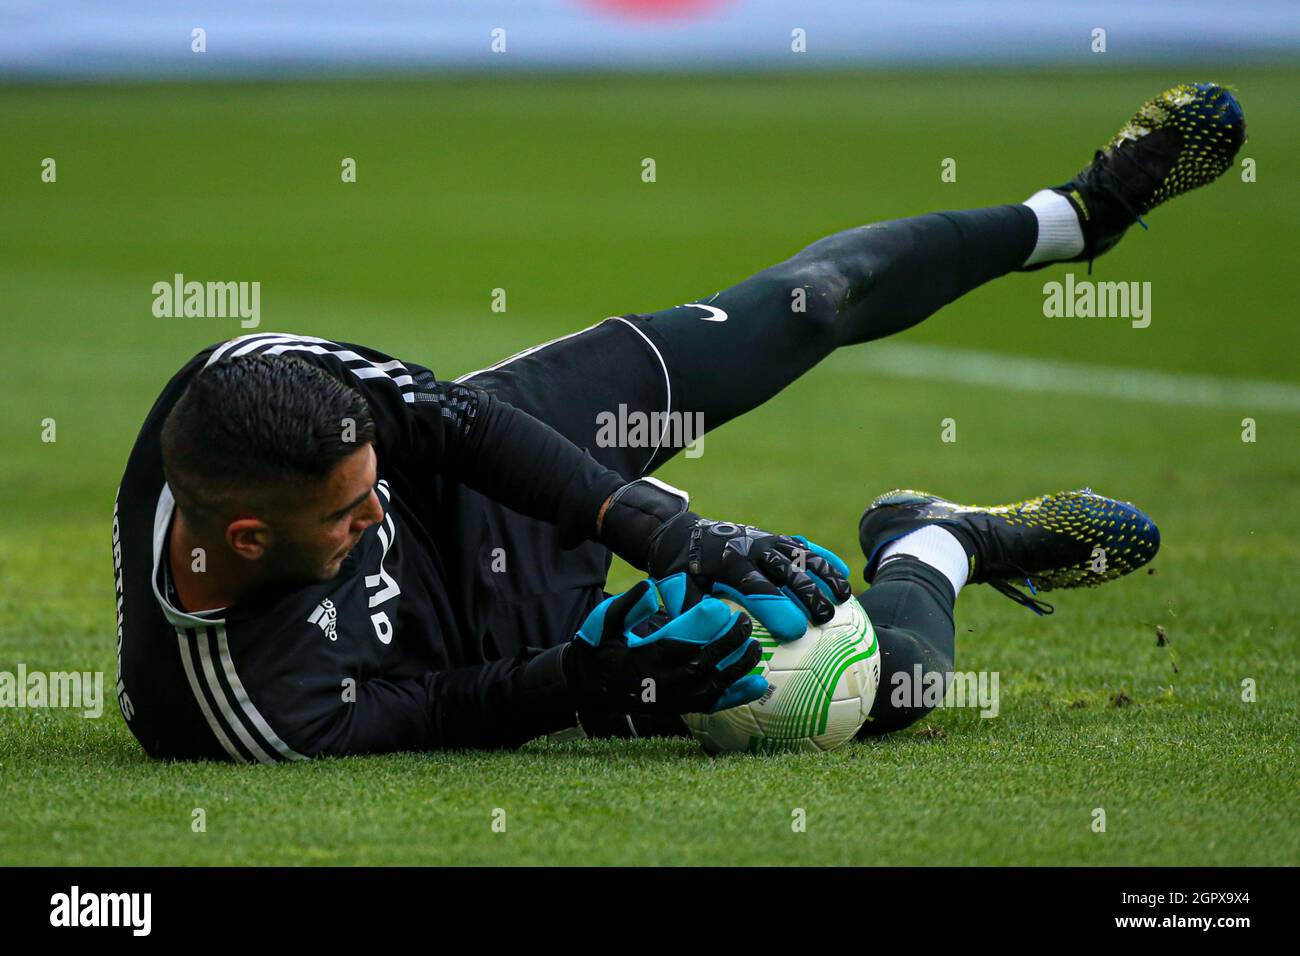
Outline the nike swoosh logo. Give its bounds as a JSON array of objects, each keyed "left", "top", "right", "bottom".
[{"left": 680, "top": 302, "right": 728, "bottom": 322}]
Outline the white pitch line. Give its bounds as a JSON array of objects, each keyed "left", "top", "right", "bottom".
[{"left": 828, "top": 343, "right": 1300, "bottom": 415}]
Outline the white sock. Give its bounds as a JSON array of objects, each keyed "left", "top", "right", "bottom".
[
  {"left": 1022, "top": 188, "right": 1084, "bottom": 266},
  {"left": 879, "top": 526, "right": 970, "bottom": 597}
]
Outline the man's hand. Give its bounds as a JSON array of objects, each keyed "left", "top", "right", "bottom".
[
  {"left": 564, "top": 579, "right": 766, "bottom": 719},
  {"left": 649, "top": 518, "right": 853, "bottom": 641},
  {"left": 598, "top": 478, "right": 854, "bottom": 642}
]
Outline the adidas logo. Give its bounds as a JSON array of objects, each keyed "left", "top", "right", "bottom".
[{"left": 308, "top": 599, "right": 338, "bottom": 641}]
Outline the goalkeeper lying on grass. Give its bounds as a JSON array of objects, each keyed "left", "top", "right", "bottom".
[{"left": 112, "top": 83, "right": 1243, "bottom": 761}]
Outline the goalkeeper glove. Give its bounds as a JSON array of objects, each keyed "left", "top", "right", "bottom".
[
  {"left": 600, "top": 478, "right": 853, "bottom": 642},
  {"left": 563, "top": 578, "right": 766, "bottom": 719}
]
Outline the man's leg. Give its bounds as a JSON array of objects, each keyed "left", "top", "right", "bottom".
[
  {"left": 856, "top": 560, "right": 958, "bottom": 736},
  {"left": 622, "top": 203, "right": 1038, "bottom": 469},
  {"left": 622, "top": 80, "right": 1246, "bottom": 470},
  {"left": 853, "top": 485, "right": 1162, "bottom": 735}
]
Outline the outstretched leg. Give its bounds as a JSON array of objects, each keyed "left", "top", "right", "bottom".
[
  {"left": 625, "top": 203, "right": 1037, "bottom": 467},
  {"left": 624, "top": 82, "right": 1245, "bottom": 471}
]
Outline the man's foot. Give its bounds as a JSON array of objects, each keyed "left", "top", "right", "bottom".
[
  {"left": 858, "top": 489, "right": 1161, "bottom": 614},
  {"left": 1025, "top": 82, "right": 1246, "bottom": 270}
]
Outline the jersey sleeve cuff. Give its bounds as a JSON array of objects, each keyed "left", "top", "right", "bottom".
[{"left": 514, "top": 643, "right": 583, "bottom": 740}]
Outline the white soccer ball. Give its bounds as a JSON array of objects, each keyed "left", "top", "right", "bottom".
[{"left": 684, "top": 595, "right": 880, "bottom": 754}]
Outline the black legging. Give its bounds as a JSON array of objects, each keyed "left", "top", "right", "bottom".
[
  {"left": 628, "top": 204, "right": 1036, "bottom": 455},
  {"left": 855, "top": 558, "right": 958, "bottom": 735}
]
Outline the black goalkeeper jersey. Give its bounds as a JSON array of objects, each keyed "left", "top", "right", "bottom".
[{"left": 112, "top": 332, "right": 627, "bottom": 762}]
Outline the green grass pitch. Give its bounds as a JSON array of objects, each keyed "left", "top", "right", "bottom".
[{"left": 1, "top": 69, "right": 1297, "bottom": 865}]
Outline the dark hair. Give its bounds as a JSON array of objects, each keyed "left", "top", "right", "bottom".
[{"left": 161, "top": 354, "right": 377, "bottom": 529}]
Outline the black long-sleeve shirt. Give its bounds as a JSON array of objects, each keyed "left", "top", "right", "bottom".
[{"left": 112, "top": 332, "right": 626, "bottom": 761}]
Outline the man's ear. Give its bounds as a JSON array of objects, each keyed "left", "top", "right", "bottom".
[{"left": 226, "top": 517, "right": 272, "bottom": 561}]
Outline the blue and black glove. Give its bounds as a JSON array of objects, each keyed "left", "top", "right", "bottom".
[
  {"left": 600, "top": 478, "right": 854, "bottom": 642},
  {"left": 564, "top": 577, "right": 766, "bottom": 719}
]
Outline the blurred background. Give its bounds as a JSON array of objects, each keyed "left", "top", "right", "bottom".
[{"left": 5, "top": 0, "right": 1299, "bottom": 75}]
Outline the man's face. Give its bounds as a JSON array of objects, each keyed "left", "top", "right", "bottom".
[{"left": 263, "top": 443, "right": 383, "bottom": 584}]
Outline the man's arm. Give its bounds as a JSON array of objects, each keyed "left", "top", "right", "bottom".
[
  {"left": 439, "top": 383, "right": 626, "bottom": 547},
  {"left": 303, "top": 647, "right": 578, "bottom": 756},
  {"left": 266, "top": 580, "right": 761, "bottom": 758}
]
